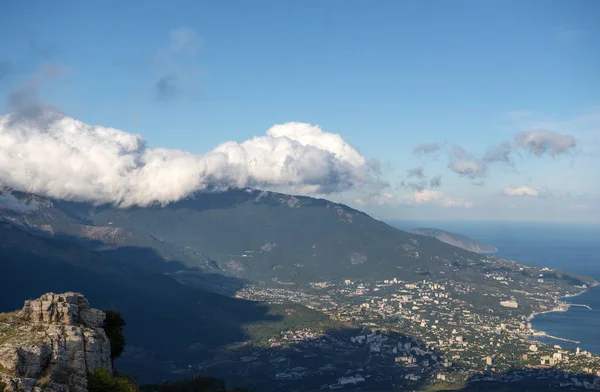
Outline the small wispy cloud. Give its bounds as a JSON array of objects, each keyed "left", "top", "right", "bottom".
[
  {"left": 154, "top": 27, "right": 202, "bottom": 101},
  {"left": 407, "top": 166, "right": 425, "bottom": 179},
  {"left": 155, "top": 74, "right": 179, "bottom": 101},
  {"left": 483, "top": 141, "right": 512, "bottom": 163},
  {"left": 502, "top": 185, "right": 539, "bottom": 197},
  {"left": 413, "top": 142, "right": 441, "bottom": 156},
  {"left": 447, "top": 146, "right": 487, "bottom": 179},
  {"left": 398, "top": 179, "right": 425, "bottom": 192},
  {"left": 430, "top": 175, "right": 442, "bottom": 188},
  {"left": 5, "top": 63, "right": 64, "bottom": 129},
  {"left": 410, "top": 190, "right": 473, "bottom": 208},
  {"left": 408, "top": 181, "right": 426, "bottom": 191},
  {"left": 363, "top": 190, "right": 473, "bottom": 208},
  {"left": 412, "top": 127, "right": 578, "bottom": 184},
  {"left": 507, "top": 109, "right": 600, "bottom": 158},
  {"left": 514, "top": 130, "right": 576, "bottom": 157}
]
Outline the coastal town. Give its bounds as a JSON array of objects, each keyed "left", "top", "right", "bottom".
[{"left": 229, "top": 257, "right": 600, "bottom": 390}]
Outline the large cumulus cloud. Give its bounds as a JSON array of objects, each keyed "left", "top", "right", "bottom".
[{"left": 0, "top": 113, "right": 379, "bottom": 206}]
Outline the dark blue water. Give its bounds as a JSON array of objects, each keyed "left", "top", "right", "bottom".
[{"left": 388, "top": 220, "right": 600, "bottom": 354}]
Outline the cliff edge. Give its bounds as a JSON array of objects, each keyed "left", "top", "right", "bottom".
[{"left": 0, "top": 293, "right": 111, "bottom": 392}]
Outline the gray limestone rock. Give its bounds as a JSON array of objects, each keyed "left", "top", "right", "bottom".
[{"left": 0, "top": 293, "right": 111, "bottom": 392}]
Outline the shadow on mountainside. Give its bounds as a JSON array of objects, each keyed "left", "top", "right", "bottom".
[
  {"left": 0, "top": 223, "right": 436, "bottom": 391},
  {"left": 0, "top": 223, "right": 284, "bottom": 374},
  {"left": 58, "top": 235, "right": 249, "bottom": 296},
  {"left": 136, "top": 325, "right": 453, "bottom": 391},
  {"left": 436, "top": 367, "right": 600, "bottom": 391},
  {"left": 173, "top": 339, "right": 600, "bottom": 392}
]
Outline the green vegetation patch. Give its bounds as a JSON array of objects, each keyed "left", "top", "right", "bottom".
[
  {"left": 0, "top": 326, "right": 18, "bottom": 346},
  {"left": 0, "top": 311, "right": 20, "bottom": 324},
  {"left": 242, "top": 302, "right": 341, "bottom": 344},
  {"left": 87, "top": 368, "right": 138, "bottom": 392}
]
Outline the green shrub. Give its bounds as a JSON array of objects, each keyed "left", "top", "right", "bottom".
[{"left": 87, "top": 368, "right": 138, "bottom": 392}]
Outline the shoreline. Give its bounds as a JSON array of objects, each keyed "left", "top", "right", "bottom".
[{"left": 527, "top": 282, "right": 597, "bottom": 346}]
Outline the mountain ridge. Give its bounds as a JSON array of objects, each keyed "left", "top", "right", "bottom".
[
  {"left": 409, "top": 227, "right": 499, "bottom": 254},
  {"left": 1, "top": 188, "right": 593, "bottom": 291},
  {"left": 1, "top": 188, "right": 494, "bottom": 287}
]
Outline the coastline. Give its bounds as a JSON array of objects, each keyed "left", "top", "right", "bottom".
[
  {"left": 527, "top": 281, "right": 598, "bottom": 347},
  {"left": 527, "top": 284, "right": 589, "bottom": 322}
]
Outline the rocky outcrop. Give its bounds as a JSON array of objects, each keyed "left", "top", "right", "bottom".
[{"left": 0, "top": 293, "right": 111, "bottom": 392}]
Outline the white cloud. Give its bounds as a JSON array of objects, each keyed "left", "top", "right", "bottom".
[
  {"left": 0, "top": 113, "right": 380, "bottom": 206},
  {"left": 363, "top": 190, "right": 473, "bottom": 209},
  {"left": 354, "top": 198, "right": 366, "bottom": 206},
  {"left": 447, "top": 146, "right": 487, "bottom": 179},
  {"left": 483, "top": 141, "right": 512, "bottom": 163},
  {"left": 502, "top": 185, "right": 539, "bottom": 197},
  {"left": 406, "top": 166, "right": 425, "bottom": 179},
  {"left": 413, "top": 142, "right": 441, "bottom": 155},
  {"left": 411, "top": 189, "right": 444, "bottom": 204},
  {"left": 514, "top": 130, "right": 576, "bottom": 157},
  {"left": 410, "top": 190, "right": 474, "bottom": 208},
  {"left": 266, "top": 122, "right": 367, "bottom": 168},
  {"left": 508, "top": 110, "right": 598, "bottom": 158}
]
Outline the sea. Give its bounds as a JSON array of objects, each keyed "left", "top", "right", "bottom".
[{"left": 388, "top": 220, "right": 600, "bottom": 354}]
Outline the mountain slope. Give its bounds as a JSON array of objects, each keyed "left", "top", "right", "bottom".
[
  {"left": 2, "top": 189, "right": 592, "bottom": 292},
  {"left": 0, "top": 222, "right": 330, "bottom": 381},
  {"left": 3, "top": 189, "right": 492, "bottom": 286},
  {"left": 410, "top": 227, "right": 499, "bottom": 254}
]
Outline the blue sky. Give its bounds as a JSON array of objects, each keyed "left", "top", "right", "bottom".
[{"left": 1, "top": 1, "right": 599, "bottom": 221}]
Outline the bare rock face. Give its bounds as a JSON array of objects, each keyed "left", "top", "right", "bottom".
[{"left": 0, "top": 293, "right": 111, "bottom": 392}]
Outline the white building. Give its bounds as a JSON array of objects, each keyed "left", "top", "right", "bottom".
[{"left": 529, "top": 344, "right": 538, "bottom": 352}]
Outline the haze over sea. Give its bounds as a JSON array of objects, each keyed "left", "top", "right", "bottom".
[{"left": 389, "top": 220, "right": 600, "bottom": 354}]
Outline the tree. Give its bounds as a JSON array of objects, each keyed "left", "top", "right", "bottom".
[{"left": 103, "top": 310, "right": 126, "bottom": 368}]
